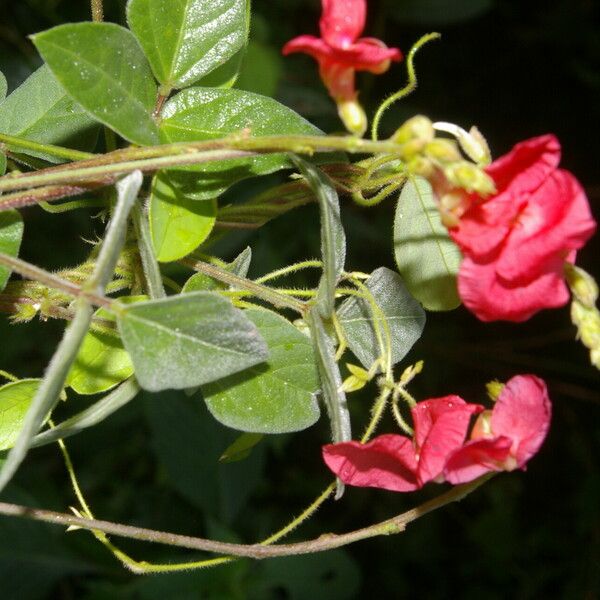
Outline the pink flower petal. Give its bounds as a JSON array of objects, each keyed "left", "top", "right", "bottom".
[
  {"left": 491, "top": 375, "right": 552, "bottom": 467},
  {"left": 412, "top": 396, "right": 483, "bottom": 485},
  {"left": 322, "top": 434, "right": 419, "bottom": 492},
  {"left": 486, "top": 134, "right": 561, "bottom": 198},
  {"left": 282, "top": 35, "right": 332, "bottom": 61},
  {"left": 496, "top": 170, "right": 597, "bottom": 282},
  {"left": 458, "top": 253, "right": 571, "bottom": 322},
  {"left": 443, "top": 437, "right": 513, "bottom": 484},
  {"left": 451, "top": 135, "right": 562, "bottom": 259},
  {"left": 320, "top": 0, "right": 366, "bottom": 47}
]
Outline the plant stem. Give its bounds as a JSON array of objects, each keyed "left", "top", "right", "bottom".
[
  {"left": 0, "top": 252, "right": 112, "bottom": 309},
  {"left": 0, "top": 185, "right": 94, "bottom": 211},
  {"left": 0, "top": 135, "right": 410, "bottom": 195},
  {"left": 30, "top": 378, "right": 138, "bottom": 448},
  {"left": 0, "top": 150, "right": 256, "bottom": 193},
  {"left": 0, "top": 133, "right": 95, "bottom": 161},
  {"left": 85, "top": 171, "right": 142, "bottom": 293},
  {"left": 91, "top": 0, "right": 103, "bottom": 22},
  {"left": 0, "top": 476, "right": 491, "bottom": 558},
  {"left": 181, "top": 258, "right": 306, "bottom": 313},
  {"left": 254, "top": 261, "right": 322, "bottom": 284},
  {"left": 131, "top": 201, "right": 166, "bottom": 299}
]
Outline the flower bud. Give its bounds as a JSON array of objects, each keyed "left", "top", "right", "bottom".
[
  {"left": 425, "top": 139, "right": 462, "bottom": 163},
  {"left": 564, "top": 264, "right": 598, "bottom": 308},
  {"left": 463, "top": 126, "right": 491, "bottom": 166},
  {"left": 391, "top": 115, "right": 434, "bottom": 145},
  {"left": 570, "top": 299, "right": 600, "bottom": 369},
  {"left": 444, "top": 161, "right": 496, "bottom": 195},
  {"left": 486, "top": 380, "right": 505, "bottom": 402},
  {"left": 406, "top": 155, "right": 434, "bottom": 178},
  {"left": 337, "top": 99, "right": 367, "bottom": 137},
  {"left": 432, "top": 121, "right": 491, "bottom": 166}
]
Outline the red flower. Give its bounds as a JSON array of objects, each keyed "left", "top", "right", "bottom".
[
  {"left": 283, "top": 0, "right": 402, "bottom": 134},
  {"left": 322, "top": 375, "right": 552, "bottom": 492},
  {"left": 322, "top": 396, "right": 482, "bottom": 492},
  {"left": 451, "top": 135, "right": 596, "bottom": 322},
  {"left": 444, "top": 375, "right": 552, "bottom": 484}
]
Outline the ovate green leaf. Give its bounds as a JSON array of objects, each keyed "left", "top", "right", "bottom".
[
  {"left": 117, "top": 292, "right": 268, "bottom": 392},
  {"left": 32, "top": 23, "right": 159, "bottom": 145},
  {"left": 0, "top": 210, "right": 24, "bottom": 292},
  {"left": 394, "top": 177, "right": 462, "bottom": 311},
  {"left": 337, "top": 267, "right": 426, "bottom": 369},
  {"left": 159, "top": 87, "right": 322, "bottom": 199},
  {"left": 150, "top": 171, "right": 217, "bottom": 262},
  {"left": 0, "top": 380, "right": 41, "bottom": 451},
  {"left": 127, "top": 0, "right": 248, "bottom": 89},
  {"left": 0, "top": 65, "right": 97, "bottom": 163},
  {"left": 203, "top": 309, "right": 320, "bottom": 434}
]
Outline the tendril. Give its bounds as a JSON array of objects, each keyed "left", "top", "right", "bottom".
[{"left": 371, "top": 32, "right": 441, "bottom": 142}]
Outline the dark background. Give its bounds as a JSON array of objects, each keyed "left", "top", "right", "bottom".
[{"left": 0, "top": 0, "right": 598, "bottom": 598}]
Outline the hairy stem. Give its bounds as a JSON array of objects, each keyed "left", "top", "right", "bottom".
[
  {"left": 0, "top": 133, "right": 95, "bottom": 162},
  {"left": 0, "top": 252, "right": 112, "bottom": 309},
  {"left": 181, "top": 258, "right": 306, "bottom": 313},
  {"left": 0, "top": 476, "right": 491, "bottom": 558},
  {"left": 131, "top": 200, "right": 166, "bottom": 299},
  {"left": 91, "top": 0, "right": 103, "bottom": 22},
  {"left": 0, "top": 135, "right": 411, "bottom": 196}
]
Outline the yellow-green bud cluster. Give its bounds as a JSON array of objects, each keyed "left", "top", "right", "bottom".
[{"left": 565, "top": 264, "right": 600, "bottom": 369}]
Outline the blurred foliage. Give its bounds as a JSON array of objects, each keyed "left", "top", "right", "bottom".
[{"left": 0, "top": 0, "right": 599, "bottom": 598}]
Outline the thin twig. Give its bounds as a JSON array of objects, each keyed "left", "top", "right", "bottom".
[{"left": 0, "top": 476, "right": 491, "bottom": 559}]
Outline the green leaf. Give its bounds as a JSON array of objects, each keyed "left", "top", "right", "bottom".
[
  {"left": 32, "top": 23, "right": 159, "bottom": 145},
  {"left": 219, "top": 432, "right": 263, "bottom": 463},
  {"left": 0, "top": 65, "right": 97, "bottom": 163},
  {"left": 66, "top": 299, "right": 144, "bottom": 395},
  {"left": 338, "top": 267, "right": 426, "bottom": 369},
  {"left": 150, "top": 171, "right": 217, "bottom": 262},
  {"left": 127, "top": 0, "right": 248, "bottom": 89},
  {"left": 291, "top": 156, "right": 345, "bottom": 319},
  {"left": 117, "top": 292, "right": 269, "bottom": 392},
  {"left": 182, "top": 246, "right": 251, "bottom": 292},
  {"left": 394, "top": 177, "right": 462, "bottom": 311},
  {"left": 197, "top": 46, "right": 245, "bottom": 88},
  {"left": 0, "top": 71, "right": 7, "bottom": 102},
  {"left": 0, "top": 210, "right": 24, "bottom": 292},
  {"left": 203, "top": 309, "right": 320, "bottom": 434},
  {"left": 0, "top": 153, "right": 5, "bottom": 177},
  {"left": 0, "top": 380, "right": 41, "bottom": 451},
  {"left": 159, "top": 87, "right": 323, "bottom": 199}
]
